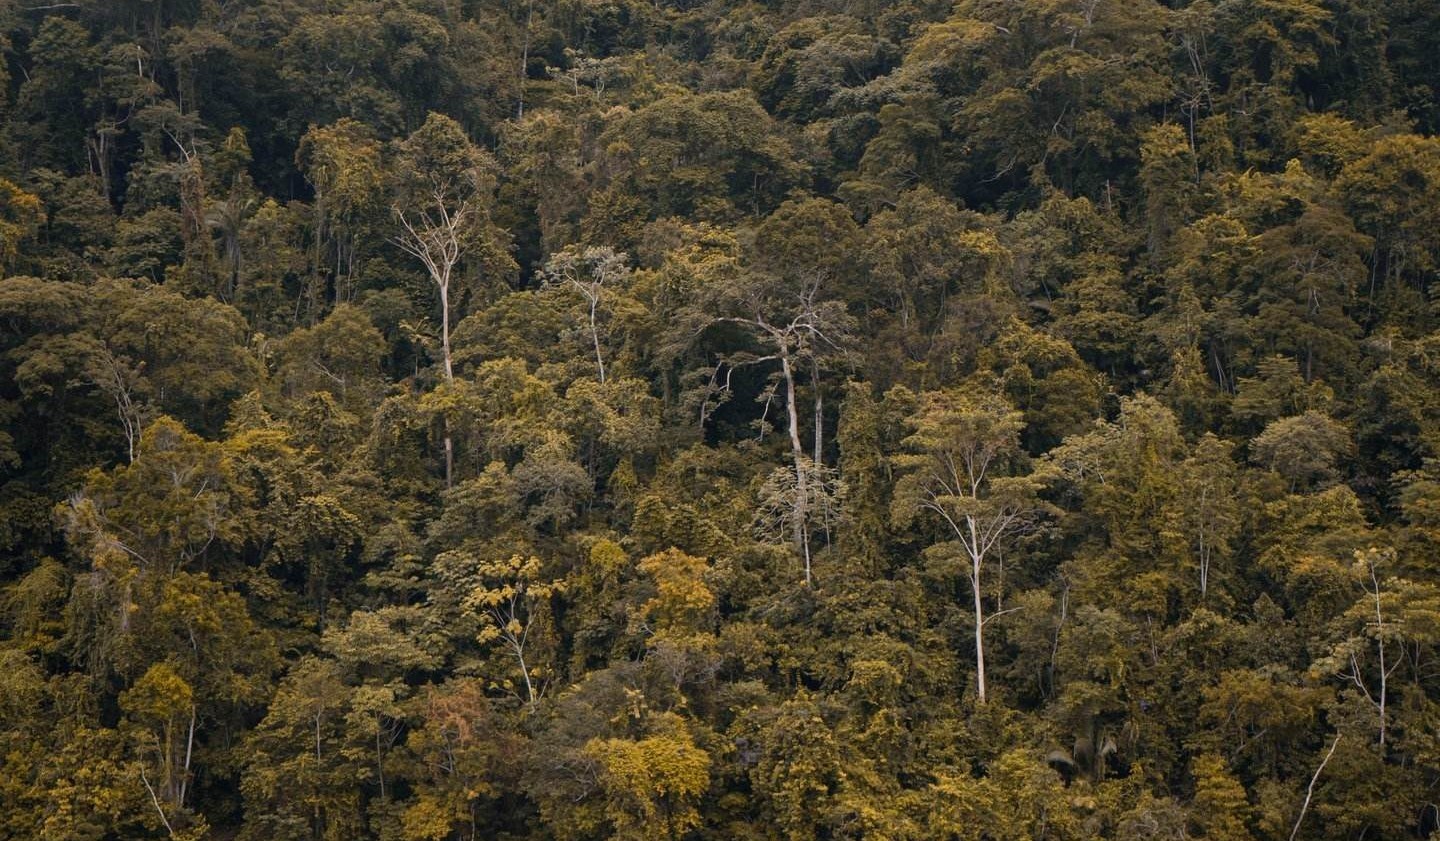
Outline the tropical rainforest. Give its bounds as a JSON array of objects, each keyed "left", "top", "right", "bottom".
[{"left": 2, "top": 0, "right": 1440, "bottom": 838}]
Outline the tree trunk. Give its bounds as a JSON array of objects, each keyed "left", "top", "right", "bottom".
[
  {"left": 968, "top": 516, "right": 987, "bottom": 704},
  {"left": 1198, "top": 486, "right": 1209, "bottom": 599},
  {"left": 440, "top": 280, "right": 455, "bottom": 489},
  {"left": 589, "top": 295, "right": 606, "bottom": 383},
  {"left": 972, "top": 555, "right": 987, "bottom": 704},
  {"left": 443, "top": 424, "right": 455, "bottom": 491},
  {"left": 811, "top": 357, "right": 823, "bottom": 466},
  {"left": 514, "top": 641, "right": 536, "bottom": 711},
  {"left": 1374, "top": 581, "right": 1387, "bottom": 747},
  {"left": 179, "top": 707, "right": 195, "bottom": 806},
  {"left": 780, "top": 351, "right": 810, "bottom": 586},
  {"left": 376, "top": 718, "right": 386, "bottom": 800}
]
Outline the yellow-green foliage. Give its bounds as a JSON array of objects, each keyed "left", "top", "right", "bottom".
[
  {"left": 583, "top": 727, "right": 711, "bottom": 841},
  {"left": 5, "top": 1, "right": 1440, "bottom": 839}
]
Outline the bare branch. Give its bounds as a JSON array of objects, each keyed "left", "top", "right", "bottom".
[{"left": 1290, "top": 735, "right": 1341, "bottom": 841}]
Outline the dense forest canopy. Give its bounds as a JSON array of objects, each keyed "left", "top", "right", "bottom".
[{"left": 3, "top": 0, "right": 1440, "bottom": 838}]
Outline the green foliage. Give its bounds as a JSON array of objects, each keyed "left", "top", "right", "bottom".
[
  {"left": 3, "top": 1, "right": 1440, "bottom": 838},
  {"left": 583, "top": 725, "right": 711, "bottom": 841}
]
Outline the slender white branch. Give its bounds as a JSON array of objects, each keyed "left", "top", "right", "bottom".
[
  {"left": 141, "top": 767, "right": 177, "bottom": 838},
  {"left": 1290, "top": 735, "right": 1340, "bottom": 841}
]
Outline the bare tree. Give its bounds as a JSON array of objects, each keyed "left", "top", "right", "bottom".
[
  {"left": 893, "top": 388, "right": 1050, "bottom": 703},
  {"left": 393, "top": 187, "right": 473, "bottom": 387},
  {"left": 1321, "top": 549, "right": 1406, "bottom": 747},
  {"left": 543, "top": 246, "right": 631, "bottom": 384},
  {"left": 754, "top": 457, "right": 846, "bottom": 587},
  {"left": 392, "top": 189, "right": 473, "bottom": 488},
  {"left": 701, "top": 275, "right": 854, "bottom": 583},
  {"left": 676, "top": 201, "right": 859, "bottom": 585},
  {"left": 84, "top": 346, "right": 147, "bottom": 463},
  {"left": 390, "top": 113, "right": 496, "bottom": 488}
]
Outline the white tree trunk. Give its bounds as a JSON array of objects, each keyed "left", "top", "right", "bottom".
[
  {"left": 780, "top": 351, "right": 810, "bottom": 586},
  {"left": 969, "top": 517, "right": 987, "bottom": 704}
]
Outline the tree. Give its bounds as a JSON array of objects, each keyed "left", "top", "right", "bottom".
[
  {"left": 401, "top": 679, "right": 519, "bottom": 841},
  {"left": 391, "top": 113, "right": 502, "bottom": 488},
  {"left": 90, "top": 279, "right": 257, "bottom": 433},
  {"left": 0, "top": 178, "right": 45, "bottom": 273},
  {"left": 751, "top": 16, "right": 898, "bottom": 123},
  {"left": 688, "top": 200, "right": 859, "bottom": 584},
  {"left": 741, "top": 693, "right": 847, "bottom": 840},
  {"left": 322, "top": 607, "right": 439, "bottom": 801},
  {"left": 634, "top": 548, "right": 714, "bottom": 641},
  {"left": 893, "top": 386, "right": 1050, "bottom": 703},
  {"left": 1336, "top": 134, "right": 1440, "bottom": 289},
  {"left": 582, "top": 725, "right": 711, "bottom": 841},
  {"left": 860, "top": 186, "right": 1007, "bottom": 370},
  {"left": 296, "top": 119, "right": 385, "bottom": 307},
  {"left": 927, "top": 749, "right": 1083, "bottom": 840},
  {"left": 1189, "top": 753, "right": 1255, "bottom": 841},
  {"left": 122, "top": 661, "right": 197, "bottom": 832},
  {"left": 461, "top": 554, "right": 564, "bottom": 711},
  {"left": 1249, "top": 411, "right": 1352, "bottom": 492},
  {"left": 1139, "top": 124, "right": 1197, "bottom": 266},
  {"left": 81, "top": 344, "right": 149, "bottom": 464},
  {"left": 1168, "top": 434, "right": 1242, "bottom": 601},
  {"left": 62, "top": 416, "right": 236, "bottom": 585},
  {"left": 239, "top": 656, "right": 361, "bottom": 841},
  {"left": 598, "top": 90, "right": 804, "bottom": 221},
  {"left": 273, "top": 303, "right": 387, "bottom": 408},
  {"left": 753, "top": 458, "right": 846, "bottom": 587},
  {"left": 1314, "top": 548, "right": 1440, "bottom": 748},
  {"left": 543, "top": 246, "right": 631, "bottom": 384}
]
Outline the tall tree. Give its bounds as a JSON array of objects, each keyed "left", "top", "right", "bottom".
[
  {"left": 892, "top": 386, "right": 1050, "bottom": 703},
  {"left": 391, "top": 113, "right": 503, "bottom": 488},
  {"left": 542, "top": 246, "right": 631, "bottom": 384}
]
